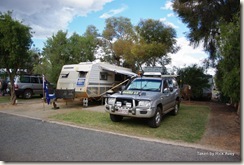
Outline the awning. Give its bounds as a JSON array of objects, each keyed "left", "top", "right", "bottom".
[{"left": 100, "top": 66, "right": 137, "bottom": 77}]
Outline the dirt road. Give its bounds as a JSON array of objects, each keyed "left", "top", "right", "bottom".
[{"left": 183, "top": 101, "right": 240, "bottom": 154}]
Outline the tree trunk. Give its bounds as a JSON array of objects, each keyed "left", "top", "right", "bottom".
[
  {"left": 6, "top": 69, "right": 17, "bottom": 105},
  {"left": 237, "top": 101, "right": 240, "bottom": 116},
  {"left": 10, "top": 82, "right": 17, "bottom": 105}
]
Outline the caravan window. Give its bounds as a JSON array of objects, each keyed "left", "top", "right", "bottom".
[
  {"left": 79, "top": 71, "right": 87, "bottom": 78},
  {"left": 100, "top": 72, "right": 108, "bottom": 80},
  {"left": 61, "top": 72, "right": 69, "bottom": 78}
]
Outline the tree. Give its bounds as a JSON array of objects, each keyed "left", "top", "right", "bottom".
[
  {"left": 42, "top": 29, "right": 97, "bottom": 83},
  {"left": 0, "top": 11, "right": 33, "bottom": 105},
  {"left": 68, "top": 32, "right": 96, "bottom": 63},
  {"left": 177, "top": 64, "right": 210, "bottom": 99},
  {"left": 173, "top": 0, "right": 240, "bottom": 114},
  {"left": 83, "top": 25, "right": 100, "bottom": 62},
  {"left": 84, "top": 25, "right": 99, "bottom": 38},
  {"left": 133, "top": 19, "right": 179, "bottom": 69},
  {"left": 173, "top": 0, "right": 240, "bottom": 65},
  {"left": 215, "top": 12, "right": 240, "bottom": 111},
  {"left": 102, "top": 17, "right": 179, "bottom": 72},
  {"left": 26, "top": 47, "right": 42, "bottom": 74},
  {"left": 103, "top": 17, "right": 135, "bottom": 41},
  {"left": 42, "top": 30, "right": 69, "bottom": 83},
  {"left": 102, "top": 17, "right": 135, "bottom": 66}
]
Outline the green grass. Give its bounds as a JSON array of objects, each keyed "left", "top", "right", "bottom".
[
  {"left": 50, "top": 104, "right": 210, "bottom": 143},
  {"left": 0, "top": 96, "right": 10, "bottom": 103}
]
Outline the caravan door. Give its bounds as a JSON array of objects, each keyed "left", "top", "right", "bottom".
[{"left": 75, "top": 71, "right": 88, "bottom": 97}]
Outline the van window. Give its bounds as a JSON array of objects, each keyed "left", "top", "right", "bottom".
[
  {"left": 163, "top": 80, "right": 169, "bottom": 90},
  {"left": 20, "top": 77, "right": 30, "bottom": 83},
  {"left": 100, "top": 72, "right": 108, "bottom": 80},
  {"left": 79, "top": 71, "right": 87, "bottom": 78},
  {"left": 172, "top": 78, "right": 178, "bottom": 88},
  {"left": 40, "top": 78, "right": 43, "bottom": 84},
  {"left": 31, "top": 77, "right": 39, "bottom": 83},
  {"left": 168, "top": 79, "right": 173, "bottom": 89}
]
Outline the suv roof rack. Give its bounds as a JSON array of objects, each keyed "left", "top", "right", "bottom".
[
  {"left": 160, "top": 75, "right": 178, "bottom": 77},
  {"left": 17, "top": 73, "right": 42, "bottom": 76}
]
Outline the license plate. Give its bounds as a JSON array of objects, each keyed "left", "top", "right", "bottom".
[{"left": 117, "top": 107, "right": 128, "bottom": 114}]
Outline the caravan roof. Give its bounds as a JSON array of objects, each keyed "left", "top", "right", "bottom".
[
  {"left": 62, "top": 62, "right": 137, "bottom": 77},
  {"left": 101, "top": 63, "right": 137, "bottom": 76}
]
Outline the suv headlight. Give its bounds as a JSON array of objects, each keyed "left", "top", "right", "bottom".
[
  {"left": 107, "top": 98, "right": 116, "bottom": 105},
  {"left": 138, "top": 100, "right": 151, "bottom": 107}
]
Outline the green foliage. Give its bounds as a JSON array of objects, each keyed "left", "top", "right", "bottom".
[
  {"left": 102, "top": 17, "right": 135, "bottom": 41},
  {"left": 0, "top": 11, "right": 33, "bottom": 104},
  {"left": 41, "top": 29, "right": 97, "bottom": 83},
  {"left": 173, "top": 0, "right": 240, "bottom": 105},
  {"left": 83, "top": 25, "right": 99, "bottom": 38},
  {"left": 215, "top": 13, "right": 240, "bottom": 103},
  {"left": 0, "top": 11, "right": 32, "bottom": 70},
  {"left": 133, "top": 19, "right": 179, "bottom": 69},
  {"left": 101, "top": 17, "right": 135, "bottom": 66},
  {"left": 177, "top": 64, "right": 210, "bottom": 99},
  {"left": 42, "top": 30, "right": 69, "bottom": 83},
  {"left": 26, "top": 48, "right": 42, "bottom": 74},
  {"left": 102, "top": 17, "right": 179, "bottom": 71},
  {"left": 173, "top": 0, "right": 240, "bottom": 64}
]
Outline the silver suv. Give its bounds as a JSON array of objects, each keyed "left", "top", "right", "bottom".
[
  {"left": 105, "top": 75, "right": 181, "bottom": 128},
  {"left": 14, "top": 75, "right": 53, "bottom": 99}
]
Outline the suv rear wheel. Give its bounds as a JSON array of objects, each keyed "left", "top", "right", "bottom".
[
  {"left": 171, "top": 101, "right": 180, "bottom": 116},
  {"left": 23, "top": 89, "right": 32, "bottom": 99},
  {"left": 148, "top": 106, "right": 162, "bottom": 128}
]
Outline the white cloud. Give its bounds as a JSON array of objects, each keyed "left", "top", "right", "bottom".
[
  {"left": 159, "top": 18, "right": 179, "bottom": 29},
  {"left": 167, "top": 13, "right": 175, "bottom": 17},
  {"left": 159, "top": 18, "right": 167, "bottom": 22},
  {"left": 166, "top": 37, "right": 215, "bottom": 75},
  {"left": 0, "top": 0, "right": 113, "bottom": 39},
  {"left": 160, "top": 1, "right": 173, "bottom": 10},
  {"left": 168, "top": 37, "right": 208, "bottom": 68},
  {"left": 99, "top": 5, "right": 127, "bottom": 19},
  {"left": 165, "top": 22, "right": 179, "bottom": 29}
]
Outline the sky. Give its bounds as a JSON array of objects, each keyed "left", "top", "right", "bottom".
[{"left": 0, "top": 0, "right": 215, "bottom": 75}]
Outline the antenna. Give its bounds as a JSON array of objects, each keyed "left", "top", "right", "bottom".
[{"left": 140, "top": 74, "right": 142, "bottom": 96}]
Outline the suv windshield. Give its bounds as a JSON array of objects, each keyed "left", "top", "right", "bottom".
[{"left": 127, "top": 79, "right": 162, "bottom": 92}]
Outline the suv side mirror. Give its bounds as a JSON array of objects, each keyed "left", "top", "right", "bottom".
[
  {"left": 121, "top": 85, "right": 126, "bottom": 90},
  {"left": 163, "top": 88, "right": 170, "bottom": 94}
]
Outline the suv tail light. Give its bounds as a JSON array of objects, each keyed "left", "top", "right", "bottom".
[{"left": 14, "top": 84, "right": 18, "bottom": 90}]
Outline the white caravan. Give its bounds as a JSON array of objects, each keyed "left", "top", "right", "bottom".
[{"left": 55, "top": 62, "right": 137, "bottom": 105}]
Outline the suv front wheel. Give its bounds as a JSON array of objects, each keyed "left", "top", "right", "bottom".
[
  {"left": 110, "top": 114, "right": 123, "bottom": 122},
  {"left": 23, "top": 89, "right": 32, "bottom": 99},
  {"left": 148, "top": 106, "right": 162, "bottom": 128}
]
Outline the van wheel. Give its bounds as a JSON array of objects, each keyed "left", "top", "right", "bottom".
[
  {"left": 110, "top": 114, "right": 123, "bottom": 122},
  {"left": 171, "top": 101, "right": 179, "bottom": 116},
  {"left": 23, "top": 89, "right": 32, "bottom": 99},
  {"left": 148, "top": 106, "right": 162, "bottom": 128}
]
